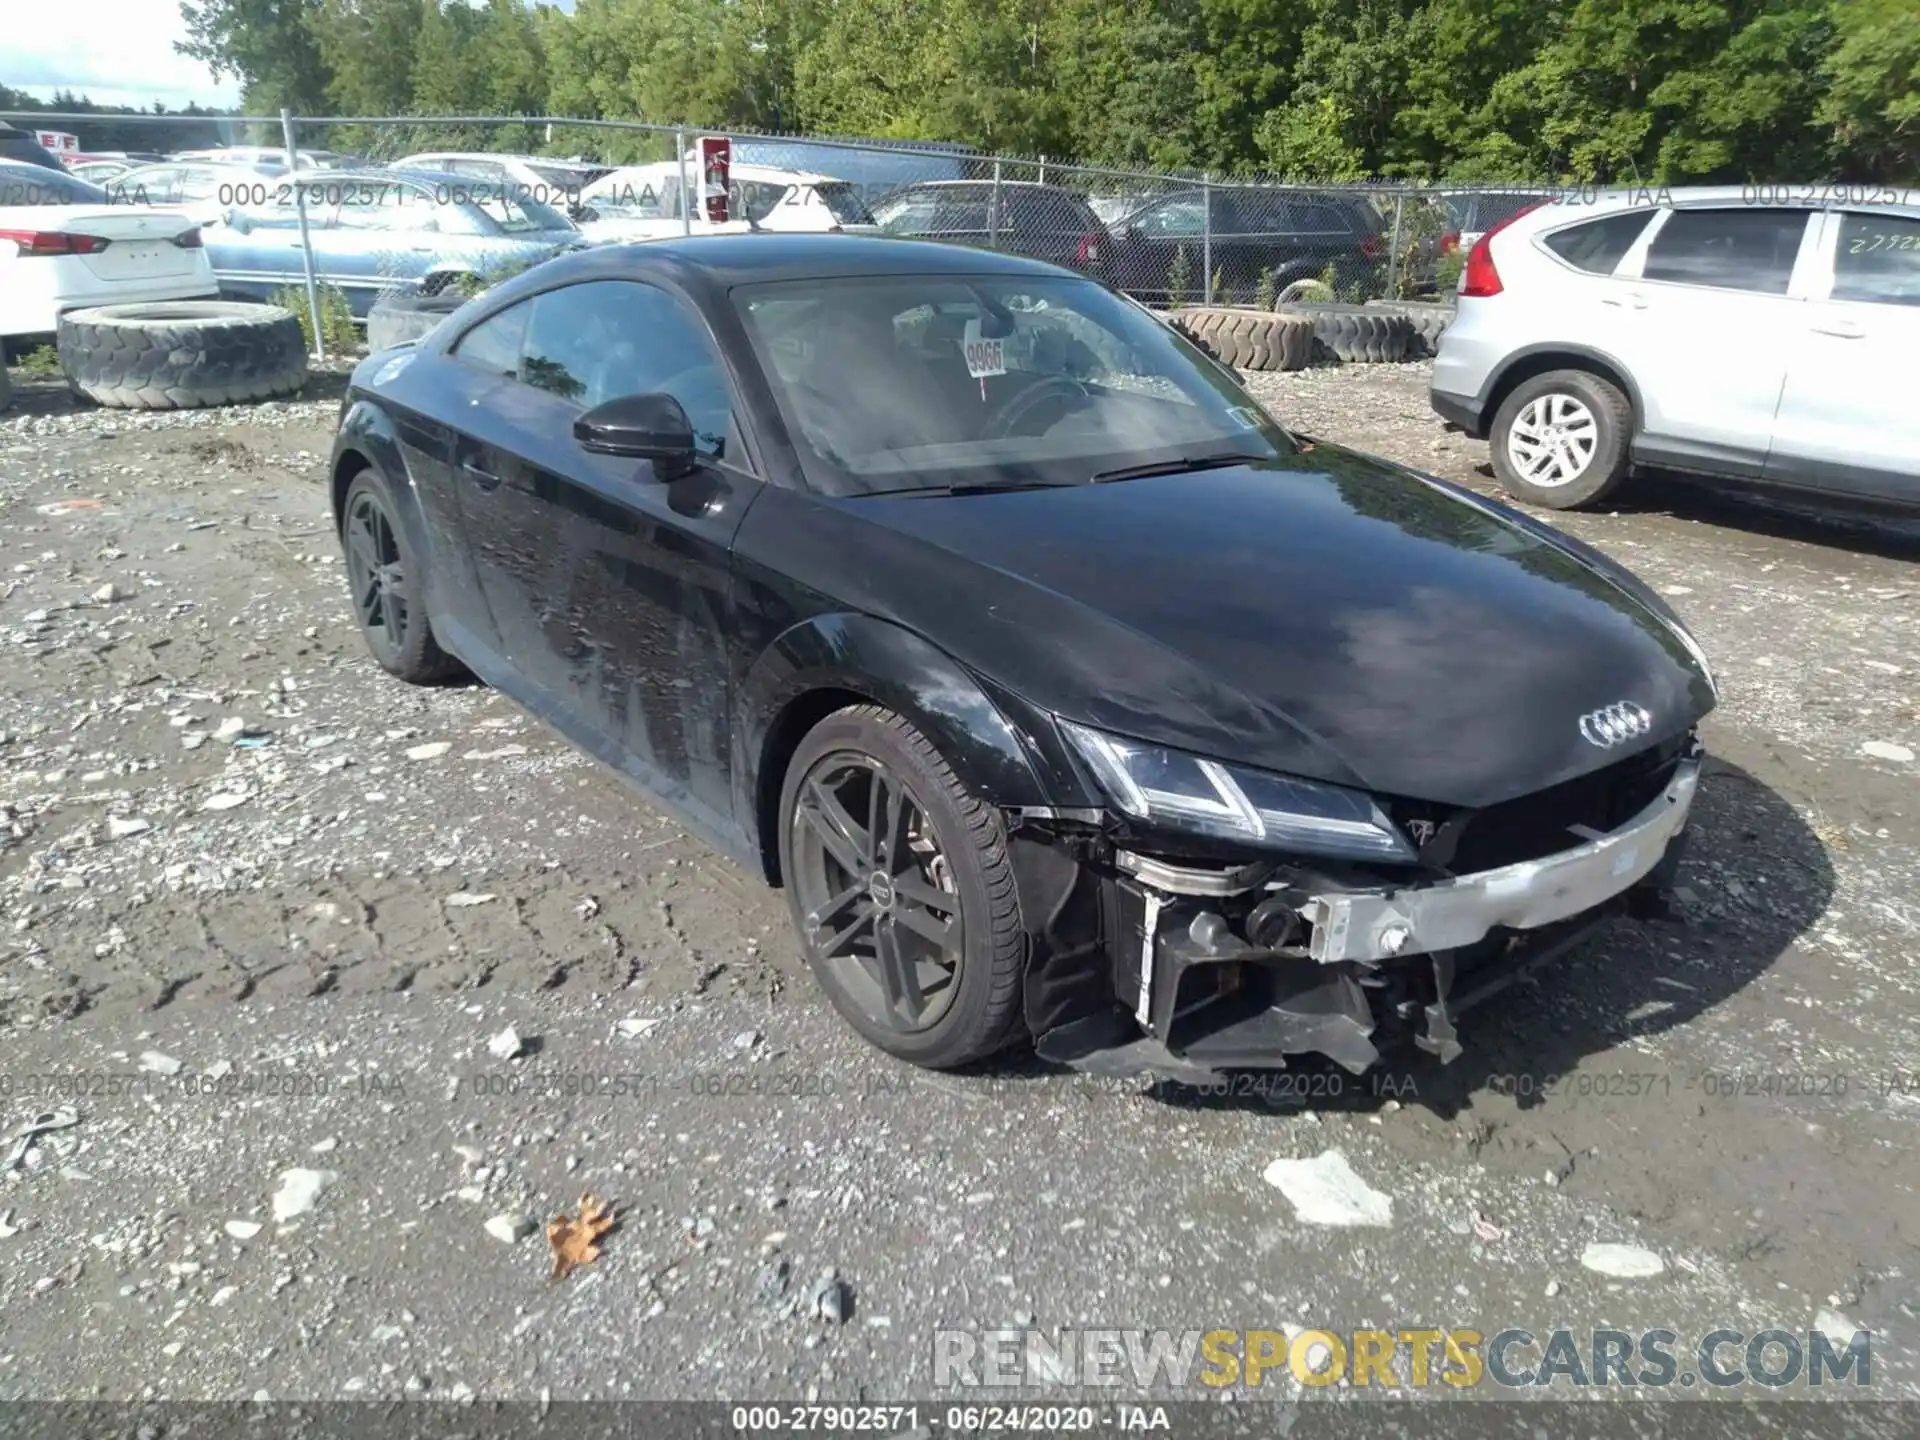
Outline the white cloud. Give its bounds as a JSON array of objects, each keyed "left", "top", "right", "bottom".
[{"left": 6, "top": 0, "right": 241, "bottom": 110}]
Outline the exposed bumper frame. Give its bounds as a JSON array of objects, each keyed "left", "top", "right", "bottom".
[{"left": 1303, "top": 753, "right": 1700, "bottom": 963}]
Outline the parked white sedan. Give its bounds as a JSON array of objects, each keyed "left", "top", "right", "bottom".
[
  {"left": 575, "top": 161, "right": 878, "bottom": 244},
  {"left": 0, "top": 161, "right": 220, "bottom": 341}
]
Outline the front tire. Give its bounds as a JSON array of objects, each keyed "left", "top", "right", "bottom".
[
  {"left": 778, "top": 704, "right": 1027, "bottom": 1069},
  {"left": 340, "top": 466, "right": 463, "bottom": 684},
  {"left": 1489, "top": 369, "right": 1632, "bottom": 510}
]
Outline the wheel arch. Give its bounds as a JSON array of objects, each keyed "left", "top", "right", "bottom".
[
  {"left": 1479, "top": 345, "right": 1643, "bottom": 436},
  {"left": 330, "top": 402, "right": 434, "bottom": 571},
  {"left": 736, "top": 614, "right": 1067, "bottom": 887}
]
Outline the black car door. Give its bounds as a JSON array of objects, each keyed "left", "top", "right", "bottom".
[
  {"left": 391, "top": 301, "right": 530, "bottom": 661},
  {"left": 460, "top": 278, "right": 764, "bottom": 834}
]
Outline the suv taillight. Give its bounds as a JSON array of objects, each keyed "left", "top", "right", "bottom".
[
  {"left": 1076, "top": 232, "right": 1101, "bottom": 265},
  {"left": 1360, "top": 233, "right": 1383, "bottom": 260},
  {"left": 0, "top": 229, "right": 110, "bottom": 256},
  {"left": 172, "top": 228, "right": 204, "bottom": 248},
  {"left": 1458, "top": 199, "right": 1549, "bottom": 298},
  {"left": 1439, "top": 230, "right": 1460, "bottom": 255}
]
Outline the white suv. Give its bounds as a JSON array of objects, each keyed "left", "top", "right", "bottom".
[{"left": 1430, "top": 186, "right": 1920, "bottom": 511}]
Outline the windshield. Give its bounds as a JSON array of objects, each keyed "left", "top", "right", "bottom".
[
  {"left": 733, "top": 275, "right": 1294, "bottom": 497},
  {"left": 585, "top": 171, "right": 681, "bottom": 220},
  {"left": 816, "top": 181, "right": 875, "bottom": 225},
  {"left": 470, "top": 186, "right": 574, "bottom": 233}
]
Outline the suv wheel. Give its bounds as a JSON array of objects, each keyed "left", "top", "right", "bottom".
[
  {"left": 777, "top": 704, "right": 1027, "bottom": 1069},
  {"left": 1489, "top": 369, "right": 1632, "bottom": 509}
]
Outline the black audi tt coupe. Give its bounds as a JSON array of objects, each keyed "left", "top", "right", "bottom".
[{"left": 329, "top": 234, "right": 1716, "bottom": 1078}]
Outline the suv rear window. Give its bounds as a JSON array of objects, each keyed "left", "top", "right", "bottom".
[
  {"left": 1643, "top": 208, "right": 1809, "bottom": 295},
  {"left": 1543, "top": 210, "right": 1654, "bottom": 275}
]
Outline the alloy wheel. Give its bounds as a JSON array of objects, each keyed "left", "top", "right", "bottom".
[
  {"left": 344, "top": 490, "right": 410, "bottom": 666},
  {"left": 788, "top": 752, "right": 965, "bottom": 1034},
  {"left": 1506, "top": 393, "right": 1599, "bottom": 488}
]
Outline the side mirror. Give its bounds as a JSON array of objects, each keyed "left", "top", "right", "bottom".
[
  {"left": 224, "top": 209, "right": 251, "bottom": 233},
  {"left": 574, "top": 392, "right": 699, "bottom": 478}
]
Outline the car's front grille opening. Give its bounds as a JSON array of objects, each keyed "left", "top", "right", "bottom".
[{"left": 1399, "top": 735, "right": 1688, "bottom": 875}]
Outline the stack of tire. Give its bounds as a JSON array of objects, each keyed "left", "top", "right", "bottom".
[
  {"left": 1363, "top": 298, "right": 1456, "bottom": 358},
  {"left": 57, "top": 301, "right": 307, "bottom": 410},
  {"left": 1169, "top": 307, "right": 1314, "bottom": 372}
]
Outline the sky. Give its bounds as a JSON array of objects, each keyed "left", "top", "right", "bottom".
[
  {"left": 6, "top": 0, "right": 242, "bottom": 110},
  {"left": 4, "top": 0, "right": 576, "bottom": 114}
]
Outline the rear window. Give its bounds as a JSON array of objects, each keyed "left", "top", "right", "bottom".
[
  {"left": 1447, "top": 192, "right": 1542, "bottom": 232},
  {"left": 816, "top": 181, "right": 874, "bottom": 226},
  {"left": 875, "top": 192, "right": 988, "bottom": 233},
  {"left": 1543, "top": 210, "right": 1654, "bottom": 275}
]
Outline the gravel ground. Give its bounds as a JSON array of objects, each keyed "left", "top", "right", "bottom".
[{"left": 0, "top": 360, "right": 1915, "bottom": 1409}]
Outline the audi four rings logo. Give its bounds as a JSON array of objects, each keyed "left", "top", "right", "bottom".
[{"left": 1579, "top": 701, "right": 1653, "bottom": 748}]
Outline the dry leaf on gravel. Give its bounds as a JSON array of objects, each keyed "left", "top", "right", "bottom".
[{"left": 546, "top": 1192, "right": 617, "bottom": 1280}]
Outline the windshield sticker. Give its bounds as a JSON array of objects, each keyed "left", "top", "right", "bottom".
[{"left": 962, "top": 318, "right": 1008, "bottom": 379}]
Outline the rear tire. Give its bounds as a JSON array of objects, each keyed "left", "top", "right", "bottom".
[
  {"left": 57, "top": 301, "right": 307, "bottom": 410},
  {"left": 778, "top": 704, "right": 1027, "bottom": 1069},
  {"left": 1488, "top": 369, "right": 1633, "bottom": 510}
]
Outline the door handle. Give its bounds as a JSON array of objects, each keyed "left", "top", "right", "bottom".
[
  {"left": 1811, "top": 321, "right": 1866, "bottom": 339},
  {"left": 459, "top": 458, "right": 502, "bottom": 489},
  {"left": 1602, "top": 292, "right": 1649, "bottom": 310}
]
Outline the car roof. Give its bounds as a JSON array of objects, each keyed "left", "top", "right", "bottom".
[
  {"left": 1507, "top": 184, "right": 1920, "bottom": 224},
  {"left": 890, "top": 179, "right": 1070, "bottom": 192},
  {"left": 511, "top": 233, "right": 1083, "bottom": 288}
]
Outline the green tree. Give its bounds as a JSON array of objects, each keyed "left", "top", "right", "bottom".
[
  {"left": 177, "top": 0, "right": 330, "bottom": 112},
  {"left": 1819, "top": 0, "right": 1920, "bottom": 176}
]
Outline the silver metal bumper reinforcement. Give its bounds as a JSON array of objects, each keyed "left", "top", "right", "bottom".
[{"left": 1304, "top": 753, "right": 1702, "bottom": 963}]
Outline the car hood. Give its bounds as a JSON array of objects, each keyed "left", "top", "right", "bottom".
[{"left": 821, "top": 447, "right": 1714, "bottom": 808}]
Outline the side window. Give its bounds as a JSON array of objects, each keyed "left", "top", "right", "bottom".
[
  {"left": 177, "top": 168, "right": 226, "bottom": 203},
  {"left": 1134, "top": 198, "right": 1206, "bottom": 237},
  {"left": 520, "top": 281, "right": 733, "bottom": 456},
  {"left": 336, "top": 186, "right": 424, "bottom": 231},
  {"left": 452, "top": 301, "right": 530, "bottom": 380},
  {"left": 1643, "top": 208, "right": 1809, "bottom": 295},
  {"left": 1543, "top": 210, "right": 1655, "bottom": 275},
  {"left": 1831, "top": 212, "right": 1920, "bottom": 307}
]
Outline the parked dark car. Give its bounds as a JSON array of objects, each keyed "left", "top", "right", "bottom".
[
  {"left": 1106, "top": 186, "right": 1387, "bottom": 303},
  {"left": 0, "top": 122, "right": 65, "bottom": 173},
  {"left": 872, "top": 181, "right": 1112, "bottom": 277},
  {"left": 329, "top": 236, "right": 1713, "bottom": 1078}
]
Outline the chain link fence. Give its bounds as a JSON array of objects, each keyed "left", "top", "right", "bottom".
[{"left": 4, "top": 109, "right": 1556, "bottom": 358}]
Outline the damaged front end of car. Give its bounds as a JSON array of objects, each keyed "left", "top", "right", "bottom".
[{"left": 1004, "top": 725, "right": 1703, "bottom": 1081}]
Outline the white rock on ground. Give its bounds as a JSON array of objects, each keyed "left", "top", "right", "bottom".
[
  {"left": 271, "top": 1167, "right": 339, "bottom": 1223},
  {"left": 224, "top": 1220, "right": 263, "bottom": 1241},
  {"left": 1261, "top": 1150, "right": 1393, "bottom": 1227},
  {"left": 1580, "top": 1242, "right": 1665, "bottom": 1278},
  {"left": 487, "top": 1026, "right": 525, "bottom": 1060},
  {"left": 406, "top": 741, "right": 451, "bottom": 761},
  {"left": 137, "top": 1051, "right": 182, "bottom": 1076},
  {"left": 1816, "top": 1308, "right": 1860, "bottom": 1347},
  {"left": 485, "top": 1213, "right": 535, "bottom": 1244},
  {"left": 1861, "top": 740, "right": 1914, "bottom": 763}
]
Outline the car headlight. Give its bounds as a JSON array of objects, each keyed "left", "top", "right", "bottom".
[{"left": 1059, "top": 721, "right": 1416, "bottom": 863}]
